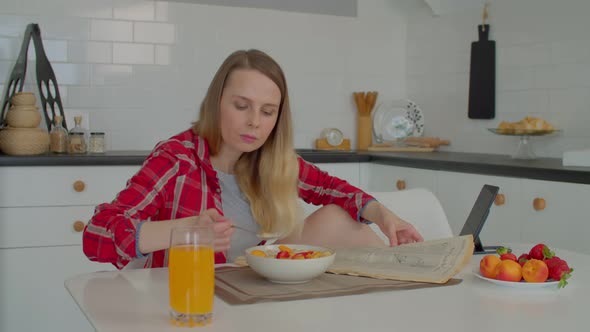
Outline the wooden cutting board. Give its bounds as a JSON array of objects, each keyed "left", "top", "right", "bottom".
[
  {"left": 367, "top": 145, "right": 435, "bottom": 152},
  {"left": 468, "top": 24, "right": 495, "bottom": 119}
]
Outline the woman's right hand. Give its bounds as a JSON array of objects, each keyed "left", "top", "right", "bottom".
[{"left": 180, "top": 209, "right": 234, "bottom": 252}]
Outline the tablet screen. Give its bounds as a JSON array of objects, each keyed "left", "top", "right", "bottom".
[{"left": 459, "top": 184, "right": 499, "bottom": 253}]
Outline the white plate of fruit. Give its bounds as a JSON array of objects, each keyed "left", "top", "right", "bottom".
[{"left": 475, "top": 243, "right": 573, "bottom": 289}]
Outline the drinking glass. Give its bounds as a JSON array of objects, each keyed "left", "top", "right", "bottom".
[{"left": 168, "top": 225, "right": 215, "bottom": 327}]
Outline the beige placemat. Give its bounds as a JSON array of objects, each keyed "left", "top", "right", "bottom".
[{"left": 215, "top": 267, "right": 461, "bottom": 305}]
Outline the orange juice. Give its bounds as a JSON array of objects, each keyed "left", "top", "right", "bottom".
[{"left": 168, "top": 245, "right": 214, "bottom": 315}]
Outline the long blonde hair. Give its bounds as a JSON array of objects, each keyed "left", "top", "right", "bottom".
[{"left": 193, "top": 49, "right": 302, "bottom": 237}]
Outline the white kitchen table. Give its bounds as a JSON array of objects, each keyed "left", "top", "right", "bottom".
[{"left": 65, "top": 245, "right": 589, "bottom": 332}]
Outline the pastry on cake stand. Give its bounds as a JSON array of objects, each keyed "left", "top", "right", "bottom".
[{"left": 488, "top": 128, "right": 561, "bottom": 160}]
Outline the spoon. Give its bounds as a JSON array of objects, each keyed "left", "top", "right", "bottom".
[{"left": 231, "top": 225, "right": 281, "bottom": 243}]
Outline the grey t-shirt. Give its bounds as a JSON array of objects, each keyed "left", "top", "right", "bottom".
[{"left": 216, "top": 169, "right": 260, "bottom": 261}]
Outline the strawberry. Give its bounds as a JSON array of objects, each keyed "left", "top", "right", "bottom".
[
  {"left": 543, "top": 256, "right": 562, "bottom": 267},
  {"left": 496, "top": 247, "right": 518, "bottom": 262},
  {"left": 517, "top": 253, "right": 530, "bottom": 267},
  {"left": 546, "top": 257, "right": 573, "bottom": 288},
  {"left": 276, "top": 251, "right": 290, "bottom": 259},
  {"left": 529, "top": 243, "right": 555, "bottom": 260}
]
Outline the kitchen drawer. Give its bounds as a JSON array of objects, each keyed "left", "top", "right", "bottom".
[
  {"left": 436, "top": 171, "right": 522, "bottom": 245},
  {"left": 0, "top": 166, "right": 139, "bottom": 207},
  {"left": 364, "top": 163, "right": 437, "bottom": 193},
  {"left": 0, "top": 206, "right": 94, "bottom": 248},
  {"left": 521, "top": 179, "right": 590, "bottom": 254}
]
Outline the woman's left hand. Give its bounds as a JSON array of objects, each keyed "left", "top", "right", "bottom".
[{"left": 365, "top": 201, "right": 424, "bottom": 247}]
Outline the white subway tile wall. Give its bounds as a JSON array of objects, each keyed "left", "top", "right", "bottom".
[
  {"left": 68, "top": 41, "right": 112, "bottom": 63},
  {"left": 0, "top": 0, "right": 406, "bottom": 150},
  {"left": 113, "top": 43, "right": 154, "bottom": 64},
  {"left": 407, "top": 0, "right": 590, "bottom": 157}
]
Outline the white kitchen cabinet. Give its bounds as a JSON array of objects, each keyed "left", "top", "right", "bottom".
[
  {"left": 520, "top": 179, "right": 590, "bottom": 254},
  {"left": 437, "top": 172, "right": 590, "bottom": 254},
  {"left": 313, "top": 162, "right": 360, "bottom": 188},
  {"left": 363, "top": 164, "right": 590, "bottom": 254},
  {"left": 0, "top": 166, "right": 137, "bottom": 207},
  {"left": 436, "top": 171, "right": 523, "bottom": 246},
  {"left": 362, "top": 163, "right": 437, "bottom": 193},
  {"left": 0, "top": 165, "right": 139, "bottom": 332}
]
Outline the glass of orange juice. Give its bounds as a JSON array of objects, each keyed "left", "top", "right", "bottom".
[{"left": 168, "top": 225, "right": 215, "bottom": 327}]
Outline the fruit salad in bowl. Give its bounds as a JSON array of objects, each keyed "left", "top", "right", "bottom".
[{"left": 245, "top": 244, "right": 335, "bottom": 284}]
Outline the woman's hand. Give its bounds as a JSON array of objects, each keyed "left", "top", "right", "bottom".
[
  {"left": 363, "top": 201, "right": 424, "bottom": 247},
  {"left": 193, "top": 209, "right": 235, "bottom": 252},
  {"left": 138, "top": 209, "right": 234, "bottom": 255}
]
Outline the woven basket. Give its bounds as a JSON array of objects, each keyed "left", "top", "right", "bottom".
[
  {"left": 11, "top": 92, "right": 37, "bottom": 106},
  {"left": 5, "top": 107, "right": 42, "bottom": 128},
  {"left": 0, "top": 127, "right": 49, "bottom": 155}
]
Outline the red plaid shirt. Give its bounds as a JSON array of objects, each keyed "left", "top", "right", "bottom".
[{"left": 82, "top": 129, "right": 374, "bottom": 269}]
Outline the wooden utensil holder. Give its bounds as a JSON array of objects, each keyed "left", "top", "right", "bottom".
[{"left": 357, "top": 113, "right": 371, "bottom": 151}]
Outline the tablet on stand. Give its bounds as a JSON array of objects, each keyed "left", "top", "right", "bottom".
[{"left": 458, "top": 184, "right": 500, "bottom": 254}]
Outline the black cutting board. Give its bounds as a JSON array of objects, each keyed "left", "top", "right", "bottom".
[{"left": 468, "top": 24, "right": 495, "bottom": 119}]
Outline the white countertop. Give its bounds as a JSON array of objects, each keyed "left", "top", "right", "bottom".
[{"left": 65, "top": 245, "right": 589, "bottom": 332}]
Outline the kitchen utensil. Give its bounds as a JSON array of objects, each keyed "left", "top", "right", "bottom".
[
  {"left": 231, "top": 225, "right": 281, "bottom": 242},
  {"left": 5, "top": 106, "right": 41, "bottom": 128},
  {"left": 30, "top": 24, "right": 67, "bottom": 131},
  {"left": 354, "top": 91, "right": 378, "bottom": 150},
  {"left": 488, "top": 128, "right": 561, "bottom": 159},
  {"left": 468, "top": 4, "right": 495, "bottom": 119},
  {"left": 367, "top": 145, "right": 434, "bottom": 152},
  {"left": 0, "top": 127, "right": 49, "bottom": 155},
  {"left": 1, "top": 25, "right": 34, "bottom": 127},
  {"left": 403, "top": 100, "right": 425, "bottom": 136},
  {"left": 402, "top": 136, "right": 450, "bottom": 148},
  {"left": 474, "top": 267, "right": 559, "bottom": 289},
  {"left": 372, "top": 101, "right": 415, "bottom": 143},
  {"left": 0, "top": 24, "right": 67, "bottom": 130}
]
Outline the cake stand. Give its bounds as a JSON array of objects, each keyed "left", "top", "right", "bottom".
[{"left": 488, "top": 128, "right": 561, "bottom": 160}]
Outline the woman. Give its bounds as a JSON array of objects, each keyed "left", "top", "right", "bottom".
[{"left": 83, "top": 49, "right": 423, "bottom": 269}]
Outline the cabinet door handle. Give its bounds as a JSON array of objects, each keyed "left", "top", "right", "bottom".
[
  {"left": 494, "top": 193, "right": 505, "bottom": 206},
  {"left": 533, "top": 197, "right": 546, "bottom": 211},
  {"left": 396, "top": 180, "right": 406, "bottom": 190},
  {"left": 73, "top": 180, "right": 86, "bottom": 192},
  {"left": 73, "top": 220, "right": 86, "bottom": 232}
]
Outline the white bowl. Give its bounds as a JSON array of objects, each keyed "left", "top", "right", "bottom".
[{"left": 245, "top": 244, "right": 335, "bottom": 284}]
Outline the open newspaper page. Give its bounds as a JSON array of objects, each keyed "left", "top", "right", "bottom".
[{"left": 327, "top": 235, "right": 474, "bottom": 284}]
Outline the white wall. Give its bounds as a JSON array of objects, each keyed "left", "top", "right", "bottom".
[
  {"left": 407, "top": 0, "right": 590, "bottom": 158},
  {"left": 0, "top": 0, "right": 407, "bottom": 151}
]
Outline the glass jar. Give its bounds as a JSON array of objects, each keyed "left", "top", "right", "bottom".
[
  {"left": 89, "top": 132, "right": 105, "bottom": 153},
  {"left": 68, "top": 132, "right": 86, "bottom": 154},
  {"left": 49, "top": 115, "right": 68, "bottom": 153}
]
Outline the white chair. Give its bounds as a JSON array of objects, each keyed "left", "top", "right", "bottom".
[
  {"left": 301, "top": 188, "right": 452, "bottom": 243},
  {"left": 366, "top": 189, "right": 453, "bottom": 242}
]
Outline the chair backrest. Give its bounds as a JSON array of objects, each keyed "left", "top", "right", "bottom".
[{"left": 367, "top": 189, "right": 453, "bottom": 242}]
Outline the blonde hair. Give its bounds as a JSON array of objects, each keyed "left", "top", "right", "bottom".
[{"left": 194, "top": 49, "right": 302, "bottom": 237}]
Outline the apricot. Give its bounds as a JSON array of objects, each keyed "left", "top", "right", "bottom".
[
  {"left": 495, "top": 260, "right": 522, "bottom": 282},
  {"left": 250, "top": 250, "right": 267, "bottom": 257},
  {"left": 479, "top": 255, "right": 501, "bottom": 279},
  {"left": 278, "top": 245, "right": 293, "bottom": 254},
  {"left": 522, "top": 259, "right": 549, "bottom": 283}
]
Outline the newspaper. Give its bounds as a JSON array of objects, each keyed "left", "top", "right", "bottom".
[{"left": 327, "top": 235, "right": 474, "bottom": 284}]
